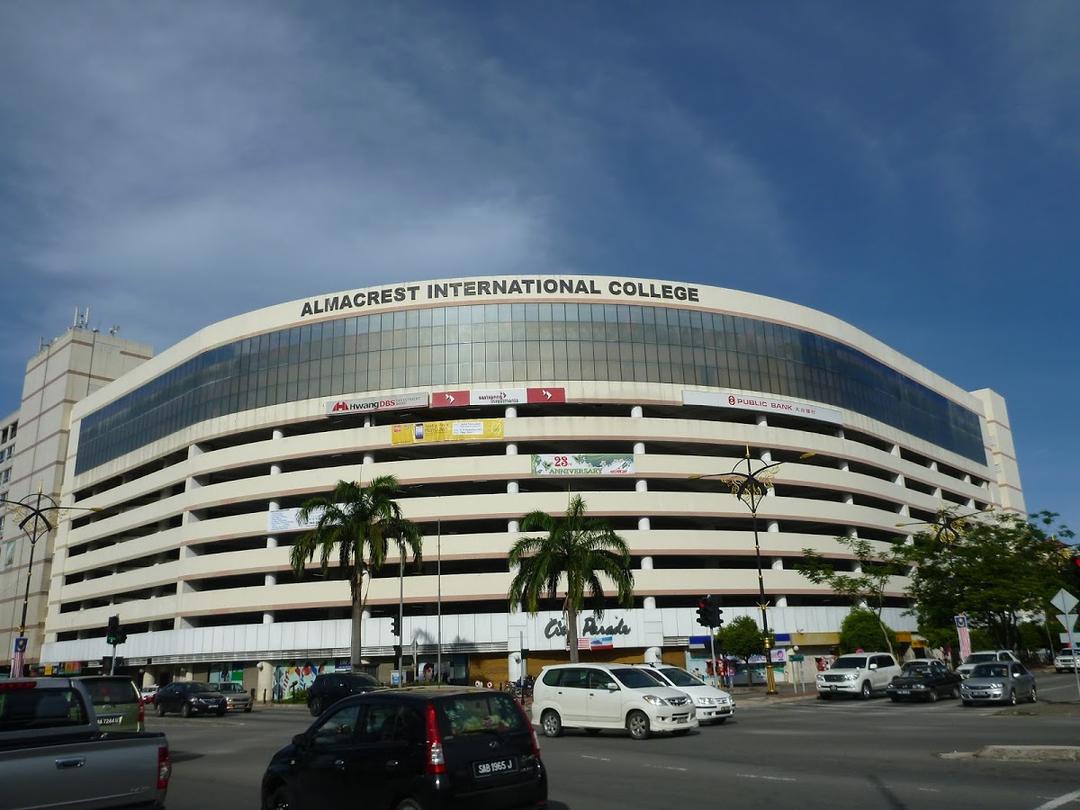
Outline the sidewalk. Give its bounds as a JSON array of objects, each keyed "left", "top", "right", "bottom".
[{"left": 724, "top": 684, "right": 817, "bottom": 705}]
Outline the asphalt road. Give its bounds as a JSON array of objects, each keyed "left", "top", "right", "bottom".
[{"left": 150, "top": 672, "right": 1080, "bottom": 810}]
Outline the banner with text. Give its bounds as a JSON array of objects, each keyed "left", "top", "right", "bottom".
[
  {"left": 325, "top": 392, "right": 429, "bottom": 416},
  {"left": 391, "top": 418, "right": 504, "bottom": 445},
  {"left": 531, "top": 454, "right": 635, "bottom": 476},
  {"left": 433, "top": 387, "right": 565, "bottom": 407},
  {"left": 683, "top": 389, "right": 843, "bottom": 425}
]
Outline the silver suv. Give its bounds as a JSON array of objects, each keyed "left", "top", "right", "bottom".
[{"left": 816, "top": 653, "right": 901, "bottom": 699}]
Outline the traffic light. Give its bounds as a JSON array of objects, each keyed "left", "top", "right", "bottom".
[
  {"left": 711, "top": 603, "right": 725, "bottom": 629},
  {"left": 106, "top": 615, "right": 120, "bottom": 646},
  {"left": 391, "top": 615, "right": 400, "bottom": 638},
  {"left": 696, "top": 598, "right": 710, "bottom": 628}
]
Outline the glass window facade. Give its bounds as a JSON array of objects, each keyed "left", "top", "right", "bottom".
[{"left": 75, "top": 304, "right": 986, "bottom": 473}]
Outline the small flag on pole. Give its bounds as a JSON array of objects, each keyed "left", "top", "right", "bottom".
[
  {"left": 577, "top": 637, "right": 591, "bottom": 650},
  {"left": 954, "top": 615, "right": 971, "bottom": 660}
]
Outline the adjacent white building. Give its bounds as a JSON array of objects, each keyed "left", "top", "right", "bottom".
[{"left": 36, "top": 276, "right": 1023, "bottom": 693}]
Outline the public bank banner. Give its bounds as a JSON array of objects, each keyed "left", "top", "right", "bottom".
[
  {"left": 531, "top": 454, "right": 635, "bottom": 476},
  {"left": 683, "top": 389, "right": 843, "bottom": 425},
  {"left": 391, "top": 418, "right": 504, "bottom": 445}
]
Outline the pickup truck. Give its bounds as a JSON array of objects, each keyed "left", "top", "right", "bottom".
[{"left": 0, "top": 677, "right": 171, "bottom": 810}]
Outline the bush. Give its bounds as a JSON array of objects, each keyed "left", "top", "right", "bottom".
[
  {"left": 283, "top": 686, "right": 309, "bottom": 704},
  {"left": 839, "top": 609, "right": 896, "bottom": 654}
]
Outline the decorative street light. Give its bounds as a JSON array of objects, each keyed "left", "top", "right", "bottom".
[
  {"left": 1, "top": 489, "right": 99, "bottom": 676},
  {"left": 692, "top": 448, "right": 814, "bottom": 696}
]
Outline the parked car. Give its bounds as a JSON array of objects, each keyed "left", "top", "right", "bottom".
[
  {"left": 532, "top": 662, "right": 697, "bottom": 740},
  {"left": 307, "top": 672, "right": 381, "bottom": 716},
  {"left": 77, "top": 676, "right": 144, "bottom": 731},
  {"left": 212, "top": 681, "right": 253, "bottom": 713},
  {"left": 955, "top": 650, "right": 1020, "bottom": 679},
  {"left": 960, "top": 661, "right": 1037, "bottom": 706},
  {"left": 0, "top": 678, "right": 171, "bottom": 810},
  {"left": 1054, "top": 648, "right": 1077, "bottom": 673},
  {"left": 886, "top": 660, "right": 962, "bottom": 703},
  {"left": 154, "top": 681, "right": 228, "bottom": 717},
  {"left": 261, "top": 687, "right": 546, "bottom": 810},
  {"left": 141, "top": 684, "right": 159, "bottom": 705},
  {"left": 632, "top": 663, "right": 735, "bottom": 724},
  {"left": 816, "top": 652, "right": 901, "bottom": 699}
]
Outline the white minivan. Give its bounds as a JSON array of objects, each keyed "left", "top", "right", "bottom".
[
  {"left": 532, "top": 663, "right": 698, "bottom": 740},
  {"left": 632, "top": 664, "right": 735, "bottom": 724}
]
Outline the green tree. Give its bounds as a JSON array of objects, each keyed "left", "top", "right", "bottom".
[
  {"left": 289, "top": 477, "right": 422, "bottom": 670},
  {"left": 839, "top": 609, "right": 897, "bottom": 654},
  {"left": 796, "top": 534, "right": 906, "bottom": 656},
  {"left": 507, "top": 495, "right": 635, "bottom": 663},
  {"left": 716, "top": 615, "right": 772, "bottom": 682},
  {"left": 901, "top": 510, "right": 1073, "bottom": 650}
]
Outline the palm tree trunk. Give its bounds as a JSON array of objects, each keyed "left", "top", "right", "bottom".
[
  {"left": 351, "top": 570, "right": 366, "bottom": 671},
  {"left": 567, "top": 603, "right": 579, "bottom": 664}
]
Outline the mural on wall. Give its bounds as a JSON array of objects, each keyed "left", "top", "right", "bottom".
[{"left": 273, "top": 662, "right": 321, "bottom": 701}]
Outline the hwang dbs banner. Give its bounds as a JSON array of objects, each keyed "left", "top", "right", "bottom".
[
  {"left": 531, "top": 454, "right": 635, "bottom": 476},
  {"left": 324, "top": 392, "right": 428, "bottom": 415},
  {"left": 390, "top": 418, "right": 504, "bottom": 445}
]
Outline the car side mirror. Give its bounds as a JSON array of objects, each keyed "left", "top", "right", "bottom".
[
  {"left": 606, "top": 683, "right": 619, "bottom": 691},
  {"left": 292, "top": 733, "right": 308, "bottom": 748}
]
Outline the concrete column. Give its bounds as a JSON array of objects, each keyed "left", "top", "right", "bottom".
[
  {"left": 756, "top": 414, "right": 768, "bottom": 428},
  {"left": 631, "top": 405, "right": 643, "bottom": 418},
  {"left": 767, "top": 520, "right": 779, "bottom": 533},
  {"left": 506, "top": 443, "right": 518, "bottom": 456},
  {"left": 846, "top": 527, "right": 859, "bottom": 540},
  {"left": 775, "top": 596, "right": 789, "bottom": 608},
  {"left": 771, "top": 558, "right": 784, "bottom": 571},
  {"left": 891, "top": 444, "right": 902, "bottom": 457},
  {"left": 142, "top": 671, "right": 155, "bottom": 688},
  {"left": 836, "top": 429, "right": 845, "bottom": 440},
  {"left": 897, "top": 503, "right": 910, "bottom": 518},
  {"left": 363, "top": 416, "right": 371, "bottom": 428},
  {"left": 844, "top": 493, "right": 854, "bottom": 505},
  {"left": 363, "top": 453, "right": 374, "bottom": 465},
  {"left": 933, "top": 486, "right": 943, "bottom": 499},
  {"left": 256, "top": 662, "right": 275, "bottom": 704},
  {"left": 508, "top": 519, "right": 520, "bottom": 577},
  {"left": 270, "top": 464, "right": 282, "bottom": 476},
  {"left": 505, "top": 406, "right": 517, "bottom": 419},
  {"left": 928, "top": 460, "right": 938, "bottom": 472},
  {"left": 263, "top": 611, "right": 274, "bottom": 625},
  {"left": 852, "top": 561, "right": 863, "bottom": 574},
  {"left": 638, "top": 517, "right": 651, "bottom": 531},
  {"left": 265, "top": 573, "right": 277, "bottom": 586},
  {"left": 633, "top": 442, "right": 645, "bottom": 455},
  {"left": 508, "top": 653, "right": 522, "bottom": 683},
  {"left": 837, "top": 459, "right": 849, "bottom": 472},
  {"left": 894, "top": 472, "right": 905, "bottom": 487},
  {"left": 507, "top": 481, "right": 519, "bottom": 494},
  {"left": 641, "top": 556, "right": 654, "bottom": 570},
  {"left": 635, "top": 479, "right": 648, "bottom": 494},
  {"left": 644, "top": 646, "right": 662, "bottom": 664},
  {"left": 272, "top": 429, "right": 284, "bottom": 441}
]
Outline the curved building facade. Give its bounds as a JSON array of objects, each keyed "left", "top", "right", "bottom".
[{"left": 42, "top": 275, "right": 1024, "bottom": 689}]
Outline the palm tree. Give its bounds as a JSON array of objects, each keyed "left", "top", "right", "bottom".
[
  {"left": 508, "top": 494, "right": 635, "bottom": 663},
  {"left": 289, "top": 476, "right": 422, "bottom": 671}
]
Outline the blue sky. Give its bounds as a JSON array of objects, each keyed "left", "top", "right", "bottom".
[{"left": 1, "top": 2, "right": 1076, "bottom": 530}]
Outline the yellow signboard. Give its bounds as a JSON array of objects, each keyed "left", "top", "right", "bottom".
[{"left": 391, "top": 418, "right": 504, "bottom": 445}]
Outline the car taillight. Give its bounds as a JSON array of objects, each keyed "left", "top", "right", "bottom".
[
  {"left": 0, "top": 681, "right": 36, "bottom": 691},
  {"left": 512, "top": 696, "right": 541, "bottom": 759},
  {"left": 138, "top": 699, "right": 145, "bottom": 726},
  {"left": 424, "top": 701, "right": 446, "bottom": 775},
  {"left": 157, "top": 744, "right": 172, "bottom": 789}
]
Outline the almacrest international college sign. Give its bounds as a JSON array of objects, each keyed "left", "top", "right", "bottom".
[{"left": 299, "top": 276, "right": 701, "bottom": 317}]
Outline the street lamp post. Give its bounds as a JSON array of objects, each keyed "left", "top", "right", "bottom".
[
  {"left": 1, "top": 490, "right": 99, "bottom": 676},
  {"left": 692, "top": 449, "right": 809, "bottom": 696}
]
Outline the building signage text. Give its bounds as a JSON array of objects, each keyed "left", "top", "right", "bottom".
[
  {"left": 543, "top": 616, "right": 633, "bottom": 639},
  {"left": 683, "top": 389, "right": 843, "bottom": 425},
  {"left": 531, "top": 454, "right": 635, "bottom": 476},
  {"left": 434, "top": 387, "right": 566, "bottom": 407},
  {"left": 299, "top": 277, "right": 701, "bottom": 317},
  {"left": 324, "top": 392, "right": 429, "bottom": 416}
]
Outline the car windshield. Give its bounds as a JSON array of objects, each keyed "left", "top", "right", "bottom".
[
  {"left": 971, "top": 664, "right": 1009, "bottom": 678},
  {"left": 214, "top": 683, "right": 244, "bottom": 693},
  {"left": 657, "top": 667, "right": 704, "bottom": 687},
  {"left": 830, "top": 657, "right": 867, "bottom": 669},
  {"left": 189, "top": 682, "right": 216, "bottom": 693},
  {"left": 81, "top": 679, "right": 138, "bottom": 704},
  {"left": 611, "top": 668, "right": 667, "bottom": 689},
  {"left": 900, "top": 663, "right": 932, "bottom": 676},
  {"left": 438, "top": 693, "right": 525, "bottom": 737},
  {"left": 964, "top": 653, "right": 997, "bottom": 664}
]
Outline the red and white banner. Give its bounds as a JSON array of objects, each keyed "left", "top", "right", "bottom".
[
  {"left": 433, "top": 387, "right": 565, "bottom": 407},
  {"left": 683, "top": 389, "right": 843, "bottom": 425},
  {"left": 325, "top": 392, "right": 429, "bottom": 415},
  {"left": 954, "top": 615, "right": 972, "bottom": 660}
]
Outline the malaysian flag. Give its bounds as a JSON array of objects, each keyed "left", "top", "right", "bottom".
[
  {"left": 954, "top": 615, "right": 972, "bottom": 660},
  {"left": 576, "top": 637, "right": 591, "bottom": 650}
]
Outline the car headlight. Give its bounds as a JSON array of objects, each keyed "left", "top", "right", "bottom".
[
  {"left": 695, "top": 697, "right": 714, "bottom": 706},
  {"left": 912, "top": 683, "right": 926, "bottom": 689},
  {"left": 987, "top": 682, "right": 1004, "bottom": 689},
  {"left": 844, "top": 673, "right": 859, "bottom": 681},
  {"left": 642, "top": 695, "right": 669, "bottom": 707},
  {"left": 816, "top": 675, "right": 826, "bottom": 682}
]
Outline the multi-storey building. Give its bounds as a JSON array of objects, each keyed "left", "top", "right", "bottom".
[
  {"left": 39, "top": 276, "right": 1023, "bottom": 697},
  {"left": 0, "top": 325, "right": 152, "bottom": 673}
]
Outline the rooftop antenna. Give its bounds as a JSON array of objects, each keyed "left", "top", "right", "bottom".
[{"left": 73, "top": 306, "right": 91, "bottom": 330}]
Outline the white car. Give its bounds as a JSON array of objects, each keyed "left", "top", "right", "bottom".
[
  {"left": 1054, "top": 649, "right": 1077, "bottom": 673},
  {"left": 955, "top": 650, "right": 1020, "bottom": 679},
  {"left": 532, "top": 662, "right": 698, "bottom": 740},
  {"left": 632, "top": 664, "right": 735, "bottom": 724},
  {"left": 816, "top": 652, "right": 901, "bottom": 699}
]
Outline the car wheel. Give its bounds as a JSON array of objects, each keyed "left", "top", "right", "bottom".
[
  {"left": 927, "top": 690, "right": 939, "bottom": 703},
  {"left": 1029, "top": 687, "right": 1037, "bottom": 704},
  {"left": 181, "top": 703, "right": 192, "bottom": 718},
  {"left": 245, "top": 705, "right": 253, "bottom": 713},
  {"left": 951, "top": 686, "right": 960, "bottom": 699},
  {"left": 714, "top": 718, "right": 728, "bottom": 724},
  {"left": 817, "top": 692, "right": 830, "bottom": 700},
  {"left": 860, "top": 681, "right": 872, "bottom": 700},
  {"left": 672, "top": 729, "right": 690, "bottom": 736},
  {"left": 156, "top": 703, "right": 166, "bottom": 717},
  {"left": 1008, "top": 690, "right": 1017, "bottom": 706},
  {"left": 962, "top": 700, "right": 972, "bottom": 707},
  {"left": 584, "top": 728, "right": 601, "bottom": 736},
  {"left": 394, "top": 800, "right": 424, "bottom": 810},
  {"left": 626, "top": 710, "right": 650, "bottom": 741},
  {"left": 309, "top": 698, "right": 322, "bottom": 717},
  {"left": 540, "top": 710, "right": 563, "bottom": 738},
  {"left": 889, "top": 696, "right": 899, "bottom": 702},
  {"left": 266, "top": 785, "right": 291, "bottom": 810},
  {"left": 217, "top": 709, "right": 226, "bottom": 717}
]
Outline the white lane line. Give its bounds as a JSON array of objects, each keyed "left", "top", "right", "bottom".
[
  {"left": 736, "top": 773, "right": 798, "bottom": 782},
  {"left": 1034, "top": 788, "right": 1080, "bottom": 810},
  {"left": 644, "top": 763, "right": 688, "bottom": 773},
  {"left": 580, "top": 754, "right": 612, "bottom": 762},
  {"left": 918, "top": 788, "right": 941, "bottom": 793}
]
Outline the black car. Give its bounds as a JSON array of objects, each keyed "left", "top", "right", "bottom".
[
  {"left": 886, "top": 660, "right": 962, "bottom": 702},
  {"left": 154, "top": 681, "right": 228, "bottom": 717},
  {"left": 307, "top": 672, "right": 381, "bottom": 716},
  {"left": 262, "top": 687, "right": 547, "bottom": 810}
]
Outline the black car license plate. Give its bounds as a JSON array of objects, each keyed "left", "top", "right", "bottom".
[
  {"left": 98, "top": 715, "right": 122, "bottom": 726},
  {"left": 473, "top": 757, "right": 517, "bottom": 778}
]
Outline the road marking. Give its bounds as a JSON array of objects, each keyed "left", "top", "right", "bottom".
[
  {"left": 736, "top": 773, "right": 797, "bottom": 782},
  {"left": 580, "top": 754, "right": 611, "bottom": 762},
  {"left": 1034, "top": 788, "right": 1080, "bottom": 810},
  {"left": 644, "top": 763, "right": 688, "bottom": 773},
  {"left": 918, "top": 788, "right": 941, "bottom": 793}
]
